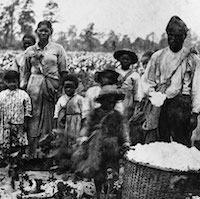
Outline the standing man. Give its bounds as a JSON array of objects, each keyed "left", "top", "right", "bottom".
[{"left": 142, "top": 16, "right": 200, "bottom": 146}]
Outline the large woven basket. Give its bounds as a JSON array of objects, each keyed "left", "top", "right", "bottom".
[{"left": 122, "top": 159, "right": 200, "bottom": 199}]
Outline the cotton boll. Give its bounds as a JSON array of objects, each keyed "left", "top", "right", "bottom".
[{"left": 149, "top": 92, "right": 167, "bottom": 107}]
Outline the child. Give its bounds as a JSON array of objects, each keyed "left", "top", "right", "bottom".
[
  {"left": 0, "top": 70, "right": 32, "bottom": 160},
  {"left": 82, "top": 68, "right": 120, "bottom": 119},
  {"left": 73, "top": 85, "right": 130, "bottom": 198},
  {"left": 53, "top": 74, "right": 84, "bottom": 170},
  {"left": 113, "top": 48, "right": 140, "bottom": 118},
  {"left": 10, "top": 34, "right": 36, "bottom": 87}
]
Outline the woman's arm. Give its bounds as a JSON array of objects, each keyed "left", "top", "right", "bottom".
[{"left": 57, "top": 45, "right": 68, "bottom": 75}]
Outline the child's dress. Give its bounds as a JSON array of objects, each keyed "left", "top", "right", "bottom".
[
  {"left": 0, "top": 89, "right": 32, "bottom": 156},
  {"left": 54, "top": 93, "right": 84, "bottom": 150}
]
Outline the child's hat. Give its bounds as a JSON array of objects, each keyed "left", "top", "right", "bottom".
[
  {"left": 94, "top": 68, "right": 119, "bottom": 84},
  {"left": 113, "top": 48, "right": 138, "bottom": 64},
  {"left": 95, "top": 85, "right": 125, "bottom": 102}
]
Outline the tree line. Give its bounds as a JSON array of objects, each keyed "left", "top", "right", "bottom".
[{"left": 0, "top": 0, "right": 199, "bottom": 53}]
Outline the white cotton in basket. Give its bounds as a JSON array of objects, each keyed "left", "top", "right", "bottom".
[
  {"left": 149, "top": 91, "right": 167, "bottom": 107},
  {"left": 127, "top": 142, "right": 200, "bottom": 171}
]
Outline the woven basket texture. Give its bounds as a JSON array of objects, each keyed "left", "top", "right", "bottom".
[{"left": 122, "top": 160, "right": 200, "bottom": 199}]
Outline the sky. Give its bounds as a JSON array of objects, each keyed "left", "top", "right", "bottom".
[{"left": 2, "top": 0, "right": 200, "bottom": 41}]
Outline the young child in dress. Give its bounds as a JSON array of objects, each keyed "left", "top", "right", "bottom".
[
  {"left": 0, "top": 70, "right": 32, "bottom": 161},
  {"left": 53, "top": 74, "right": 84, "bottom": 171},
  {"left": 73, "top": 85, "right": 130, "bottom": 198}
]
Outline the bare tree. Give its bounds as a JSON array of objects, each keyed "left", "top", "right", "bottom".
[
  {"left": 0, "top": 0, "right": 20, "bottom": 48},
  {"left": 18, "top": 0, "right": 36, "bottom": 35}
]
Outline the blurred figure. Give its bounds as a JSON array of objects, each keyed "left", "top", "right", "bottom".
[
  {"left": 11, "top": 34, "right": 36, "bottom": 87},
  {"left": 74, "top": 85, "right": 130, "bottom": 199},
  {"left": 128, "top": 51, "right": 154, "bottom": 146},
  {"left": 82, "top": 68, "right": 120, "bottom": 119}
]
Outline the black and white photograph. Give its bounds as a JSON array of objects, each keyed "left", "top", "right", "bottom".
[{"left": 0, "top": 0, "right": 200, "bottom": 198}]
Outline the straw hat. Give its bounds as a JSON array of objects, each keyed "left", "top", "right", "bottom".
[{"left": 113, "top": 48, "right": 138, "bottom": 64}]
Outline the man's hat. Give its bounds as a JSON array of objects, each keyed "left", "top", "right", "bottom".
[
  {"left": 113, "top": 48, "right": 138, "bottom": 64},
  {"left": 166, "top": 16, "right": 189, "bottom": 35},
  {"left": 95, "top": 85, "right": 125, "bottom": 102}
]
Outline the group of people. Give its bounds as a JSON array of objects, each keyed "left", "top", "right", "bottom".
[{"left": 0, "top": 15, "right": 200, "bottom": 197}]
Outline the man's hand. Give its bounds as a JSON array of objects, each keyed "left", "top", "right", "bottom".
[{"left": 190, "top": 113, "right": 199, "bottom": 131}]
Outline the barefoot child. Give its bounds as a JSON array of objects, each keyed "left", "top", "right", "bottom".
[
  {"left": 53, "top": 74, "right": 84, "bottom": 170},
  {"left": 0, "top": 70, "right": 32, "bottom": 160}
]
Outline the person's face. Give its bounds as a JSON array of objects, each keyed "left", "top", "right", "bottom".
[
  {"left": 63, "top": 81, "right": 76, "bottom": 97},
  {"left": 137, "top": 63, "right": 145, "bottom": 76},
  {"left": 137, "top": 55, "right": 150, "bottom": 76},
  {"left": 141, "top": 56, "right": 150, "bottom": 69},
  {"left": 23, "top": 38, "right": 35, "bottom": 50},
  {"left": 119, "top": 54, "right": 132, "bottom": 70},
  {"left": 168, "top": 33, "right": 186, "bottom": 52},
  {"left": 100, "top": 95, "right": 117, "bottom": 111},
  {"left": 100, "top": 74, "right": 115, "bottom": 86},
  {"left": 36, "top": 24, "right": 52, "bottom": 41},
  {"left": 4, "top": 78, "right": 19, "bottom": 90}
]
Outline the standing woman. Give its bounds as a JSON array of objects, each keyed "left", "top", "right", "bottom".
[{"left": 22, "top": 20, "right": 68, "bottom": 158}]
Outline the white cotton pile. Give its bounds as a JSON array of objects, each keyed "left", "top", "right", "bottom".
[
  {"left": 127, "top": 142, "right": 200, "bottom": 171},
  {"left": 149, "top": 91, "right": 167, "bottom": 107}
]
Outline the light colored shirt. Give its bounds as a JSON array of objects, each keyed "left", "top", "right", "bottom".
[
  {"left": 0, "top": 89, "right": 32, "bottom": 125},
  {"left": 116, "top": 67, "right": 141, "bottom": 101},
  {"left": 143, "top": 46, "right": 200, "bottom": 113},
  {"left": 22, "top": 42, "right": 67, "bottom": 87},
  {"left": 54, "top": 94, "right": 84, "bottom": 119}
]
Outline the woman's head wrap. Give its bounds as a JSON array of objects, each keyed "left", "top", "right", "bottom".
[{"left": 166, "top": 16, "right": 189, "bottom": 35}]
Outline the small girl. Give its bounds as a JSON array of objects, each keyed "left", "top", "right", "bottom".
[
  {"left": 73, "top": 85, "right": 130, "bottom": 198},
  {"left": 0, "top": 70, "right": 32, "bottom": 159},
  {"left": 53, "top": 74, "right": 84, "bottom": 170}
]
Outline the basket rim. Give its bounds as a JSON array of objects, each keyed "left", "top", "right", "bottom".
[{"left": 126, "top": 158, "right": 200, "bottom": 174}]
